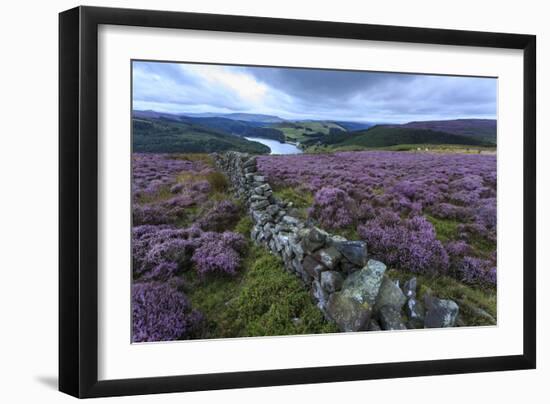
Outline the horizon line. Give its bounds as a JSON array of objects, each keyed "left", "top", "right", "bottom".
[{"left": 131, "top": 109, "right": 497, "bottom": 124}]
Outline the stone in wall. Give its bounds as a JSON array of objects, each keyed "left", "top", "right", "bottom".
[
  {"left": 373, "top": 276, "right": 407, "bottom": 313},
  {"left": 339, "top": 260, "right": 386, "bottom": 307},
  {"left": 325, "top": 291, "right": 371, "bottom": 332}
]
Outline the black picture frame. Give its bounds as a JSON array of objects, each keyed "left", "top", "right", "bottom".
[{"left": 59, "top": 5, "right": 536, "bottom": 398}]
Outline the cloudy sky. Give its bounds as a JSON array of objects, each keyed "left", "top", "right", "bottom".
[{"left": 132, "top": 61, "right": 497, "bottom": 123}]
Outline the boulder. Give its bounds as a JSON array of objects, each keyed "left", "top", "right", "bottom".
[
  {"left": 268, "top": 239, "right": 277, "bottom": 253},
  {"left": 326, "top": 291, "right": 371, "bottom": 332},
  {"left": 290, "top": 239, "right": 305, "bottom": 261},
  {"left": 340, "top": 259, "right": 386, "bottom": 306},
  {"left": 302, "top": 255, "right": 326, "bottom": 280},
  {"left": 282, "top": 215, "right": 301, "bottom": 226},
  {"left": 312, "top": 246, "right": 342, "bottom": 270},
  {"left": 277, "top": 233, "right": 292, "bottom": 253},
  {"left": 283, "top": 242, "right": 294, "bottom": 259},
  {"left": 251, "top": 181, "right": 266, "bottom": 188},
  {"left": 250, "top": 194, "right": 268, "bottom": 202},
  {"left": 263, "top": 221, "right": 273, "bottom": 234},
  {"left": 250, "top": 228, "right": 258, "bottom": 241},
  {"left": 243, "top": 157, "right": 257, "bottom": 168},
  {"left": 312, "top": 280, "right": 329, "bottom": 310},
  {"left": 320, "top": 270, "right": 344, "bottom": 293},
  {"left": 301, "top": 227, "right": 328, "bottom": 253},
  {"left": 403, "top": 277, "right": 417, "bottom": 298},
  {"left": 340, "top": 259, "right": 359, "bottom": 274},
  {"left": 254, "top": 183, "right": 271, "bottom": 195},
  {"left": 367, "top": 318, "right": 382, "bottom": 332},
  {"left": 291, "top": 257, "right": 304, "bottom": 275},
  {"left": 251, "top": 200, "right": 269, "bottom": 210},
  {"left": 404, "top": 297, "right": 425, "bottom": 329},
  {"left": 274, "top": 223, "right": 288, "bottom": 234},
  {"left": 273, "top": 236, "right": 283, "bottom": 252},
  {"left": 424, "top": 296, "right": 459, "bottom": 328},
  {"left": 299, "top": 271, "right": 312, "bottom": 285},
  {"left": 332, "top": 240, "right": 368, "bottom": 267},
  {"left": 374, "top": 276, "right": 407, "bottom": 312},
  {"left": 266, "top": 204, "right": 280, "bottom": 217},
  {"left": 378, "top": 305, "right": 407, "bottom": 330},
  {"left": 251, "top": 210, "right": 270, "bottom": 225}
]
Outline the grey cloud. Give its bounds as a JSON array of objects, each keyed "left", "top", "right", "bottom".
[{"left": 132, "top": 61, "right": 496, "bottom": 123}]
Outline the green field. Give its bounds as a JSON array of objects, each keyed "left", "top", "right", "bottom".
[{"left": 273, "top": 121, "right": 346, "bottom": 143}]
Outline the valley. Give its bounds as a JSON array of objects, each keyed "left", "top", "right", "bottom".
[{"left": 133, "top": 110, "right": 496, "bottom": 155}]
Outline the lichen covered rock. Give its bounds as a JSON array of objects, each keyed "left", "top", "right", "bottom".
[
  {"left": 378, "top": 305, "right": 407, "bottom": 331},
  {"left": 332, "top": 239, "right": 368, "bottom": 267},
  {"left": 374, "top": 276, "right": 407, "bottom": 312},
  {"left": 320, "top": 270, "right": 344, "bottom": 293},
  {"left": 424, "top": 296, "right": 459, "bottom": 328},
  {"left": 340, "top": 259, "right": 386, "bottom": 306},
  {"left": 326, "top": 291, "right": 371, "bottom": 332}
]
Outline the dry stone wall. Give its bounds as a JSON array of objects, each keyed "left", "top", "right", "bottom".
[{"left": 213, "top": 152, "right": 459, "bottom": 332}]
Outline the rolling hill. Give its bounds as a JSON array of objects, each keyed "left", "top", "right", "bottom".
[
  {"left": 133, "top": 110, "right": 285, "bottom": 123},
  {"left": 132, "top": 111, "right": 497, "bottom": 152},
  {"left": 388, "top": 119, "right": 496, "bottom": 143},
  {"left": 220, "top": 113, "right": 285, "bottom": 123},
  {"left": 308, "top": 125, "right": 494, "bottom": 149},
  {"left": 132, "top": 117, "right": 270, "bottom": 154},
  {"left": 331, "top": 121, "right": 377, "bottom": 131},
  {"left": 177, "top": 116, "right": 285, "bottom": 142}
]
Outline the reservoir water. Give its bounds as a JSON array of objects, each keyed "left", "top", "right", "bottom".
[{"left": 245, "top": 137, "right": 303, "bottom": 155}]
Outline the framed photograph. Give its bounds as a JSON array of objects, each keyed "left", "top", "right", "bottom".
[{"left": 59, "top": 6, "right": 536, "bottom": 398}]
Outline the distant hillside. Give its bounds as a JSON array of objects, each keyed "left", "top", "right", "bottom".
[
  {"left": 315, "top": 126, "right": 493, "bottom": 149},
  {"left": 390, "top": 119, "right": 496, "bottom": 143},
  {"left": 133, "top": 110, "right": 180, "bottom": 120},
  {"left": 133, "top": 110, "right": 285, "bottom": 123},
  {"left": 178, "top": 116, "right": 285, "bottom": 142},
  {"left": 222, "top": 113, "right": 285, "bottom": 123},
  {"left": 132, "top": 117, "right": 270, "bottom": 154},
  {"left": 332, "top": 121, "right": 377, "bottom": 131}
]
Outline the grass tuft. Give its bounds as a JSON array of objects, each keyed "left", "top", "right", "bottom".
[
  {"left": 205, "top": 171, "right": 229, "bottom": 193},
  {"left": 233, "top": 246, "right": 338, "bottom": 336},
  {"left": 273, "top": 186, "right": 313, "bottom": 220},
  {"left": 234, "top": 215, "right": 254, "bottom": 236},
  {"left": 188, "top": 244, "right": 338, "bottom": 338},
  {"left": 426, "top": 215, "right": 460, "bottom": 243}
]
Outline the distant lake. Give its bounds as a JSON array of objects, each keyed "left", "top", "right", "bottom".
[{"left": 244, "top": 137, "right": 303, "bottom": 155}]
